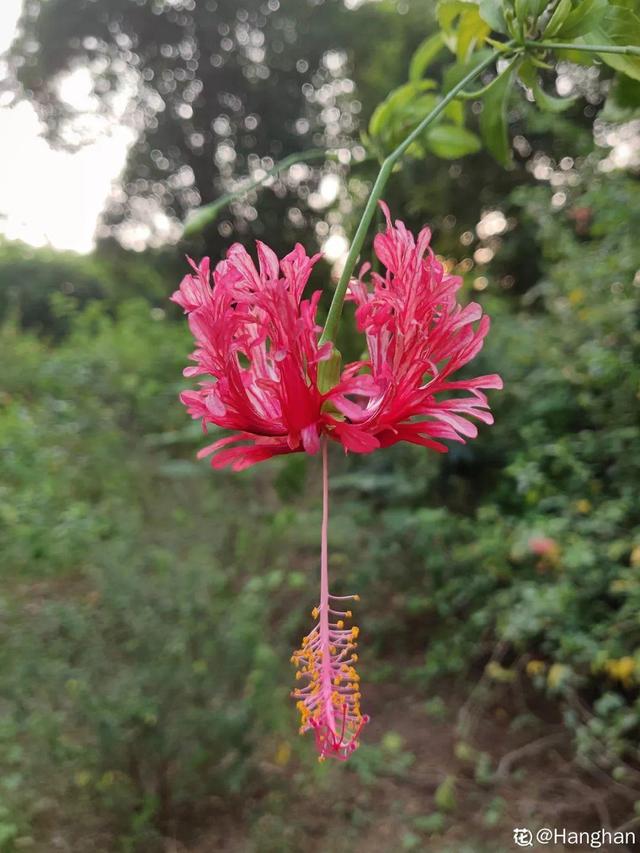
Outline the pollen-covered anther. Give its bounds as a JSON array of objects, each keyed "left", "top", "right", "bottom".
[{"left": 291, "top": 592, "right": 369, "bottom": 761}]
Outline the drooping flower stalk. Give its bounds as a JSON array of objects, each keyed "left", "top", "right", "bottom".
[{"left": 291, "top": 438, "right": 369, "bottom": 760}]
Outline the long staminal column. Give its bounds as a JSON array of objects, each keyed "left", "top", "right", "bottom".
[{"left": 291, "top": 439, "right": 369, "bottom": 761}]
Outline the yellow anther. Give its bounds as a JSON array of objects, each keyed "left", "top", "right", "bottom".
[
  {"left": 352, "top": 654, "right": 358, "bottom": 662},
  {"left": 353, "top": 594, "right": 360, "bottom": 601},
  {"left": 337, "top": 620, "right": 344, "bottom": 629},
  {"left": 345, "top": 610, "right": 352, "bottom": 618},
  {"left": 352, "top": 626, "right": 359, "bottom": 638},
  {"left": 312, "top": 607, "right": 319, "bottom": 619}
]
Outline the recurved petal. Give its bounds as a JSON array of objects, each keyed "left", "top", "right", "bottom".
[
  {"left": 170, "top": 268, "right": 212, "bottom": 312},
  {"left": 332, "top": 423, "right": 380, "bottom": 453},
  {"left": 256, "top": 240, "right": 280, "bottom": 281}
]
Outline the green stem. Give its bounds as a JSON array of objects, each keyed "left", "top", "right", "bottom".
[
  {"left": 183, "top": 148, "right": 331, "bottom": 237},
  {"left": 456, "top": 57, "right": 521, "bottom": 100},
  {"left": 319, "top": 49, "right": 499, "bottom": 346},
  {"left": 526, "top": 40, "right": 640, "bottom": 57}
]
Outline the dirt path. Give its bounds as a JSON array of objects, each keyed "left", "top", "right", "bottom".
[{"left": 182, "top": 678, "right": 633, "bottom": 853}]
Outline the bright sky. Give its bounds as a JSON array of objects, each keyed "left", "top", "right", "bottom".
[{"left": 0, "top": 0, "right": 133, "bottom": 253}]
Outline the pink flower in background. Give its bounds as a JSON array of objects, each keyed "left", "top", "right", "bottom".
[
  {"left": 528, "top": 535, "right": 560, "bottom": 570},
  {"left": 171, "top": 243, "right": 378, "bottom": 471},
  {"left": 347, "top": 202, "right": 503, "bottom": 451},
  {"left": 528, "top": 536, "right": 557, "bottom": 556},
  {"left": 173, "top": 205, "right": 502, "bottom": 761}
]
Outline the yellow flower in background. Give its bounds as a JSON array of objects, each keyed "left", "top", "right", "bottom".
[
  {"left": 526, "top": 659, "right": 546, "bottom": 677},
  {"left": 274, "top": 741, "right": 292, "bottom": 767},
  {"left": 74, "top": 770, "right": 92, "bottom": 788},
  {"left": 547, "top": 663, "right": 570, "bottom": 690},
  {"left": 485, "top": 661, "right": 515, "bottom": 683},
  {"left": 605, "top": 657, "right": 636, "bottom": 688}
]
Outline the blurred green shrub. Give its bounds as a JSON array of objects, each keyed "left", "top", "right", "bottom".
[
  {"left": 0, "top": 299, "right": 298, "bottom": 849},
  {"left": 0, "top": 239, "right": 177, "bottom": 337},
  {"left": 0, "top": 550, "right": 284, "bottom": 850},
  {"left": 336, "top": 168, "right": 640, "bottom": 777}
]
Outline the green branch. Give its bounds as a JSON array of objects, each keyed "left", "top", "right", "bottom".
[
  {"left": 182, "top": 148, "right": 330, "bottom": 238},
  {"left": 526, "top": 40, "right": 640, "bottom": 57},
  {"left": 319, "top": 49, "right": 499, "bottom": 346},
  {"left": 455, "top": 56, "right": 522, "bottom": 100}
]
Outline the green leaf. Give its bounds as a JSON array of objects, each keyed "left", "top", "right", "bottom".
[
  {"left": 413, "top": 813, "right": 446, "bottom": 833},
  {"left": 456, "top": 8, "right": 491, "bottom": 61},
  {"left": 434, "top": 775, "right": 458, "bottom": 812},
  {"left": 437, "top": 1, "right": 490, "bottom": 59},
  {"left": 504, "top": 6, "right": 521, "bottom": 39},
  {"left": 485, "top": 35, "right": 520, "bottom": 52},
  {"left": 409, "top": 33, "right": 445, "bottom": 81},
  {"left": 369, "top": 80, "right": 461, "bottom": 157},
  {"left": 515, "top": 0, "right": 529, "bottom": 25},
  {"left": 543, "top": 0, "right": 572, "bottom": 37},
  {"left": 519, "top": 59, "right": 579, "bottom": 112},
  {"left": 531, "top": 84, "right": 578, "bottom": 113},
  {"left": 443, "top": 48, "right": 494, "bottom": 92},
  {"left": 478, "top": 0, "right": 507, "bottom": 33},
  {"left": 583, "top": 4, "right": 640, "bottom": 82},
  {"left": 444, "top": 98, "right": 465, "bottom": 126},
  {"left": 437, "top": 0, "right": 475, "bottom": 33},
  {"left": 479, "top": 60, "right": 518, "bottom": 166},
  {"left": 425, "top": 124, "right": 482, "bottom": 158},
  {"left": 532, "top": 0, "right": 551, "bottom": 16},
  {"left": 368, "top": 80, "right": 437, "bottom": 140},
  {"left": 515, "top": 0, "right": 547, "bottom": 25},
  {"left": 602, "top": 73, "right": 640, "bottom": 120},
  {"left": 556, "top": 0, "right": 608, "bottom": 40}
]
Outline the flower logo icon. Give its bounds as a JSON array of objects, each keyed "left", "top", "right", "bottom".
[{"left": 513, "top": 828, "right": 534, "bottom": 847}]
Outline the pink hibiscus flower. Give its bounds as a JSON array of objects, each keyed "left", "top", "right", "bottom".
[
  {"left": 171, "top": 242, "right": 378, "bottom": 471},
  {"left": 173, "top": 204, "right": 502, "bottom": 761}
]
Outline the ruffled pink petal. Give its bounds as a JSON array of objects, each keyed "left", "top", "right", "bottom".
[
  {"left": 170, "top": 264, "right": 212, "bottom": 313},
  {"left": 301, "top": 424, "right": 321, "bottom": 455},
  {"left": 197, "top": 432, "right": 293, "bottom": 470},
  {"left": 174, "top": 241, "right": 336, "bottom": 466},
  {"left": 346, "top": 202, "right": 502, "bottom": 452},
  {"left": 332, "top": 423, "right": 380, "bottom": 453}
]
